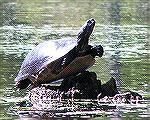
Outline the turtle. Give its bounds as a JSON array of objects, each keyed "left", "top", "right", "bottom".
[{"left": 15, "top": 18, "right": 104, "bottom": 89}]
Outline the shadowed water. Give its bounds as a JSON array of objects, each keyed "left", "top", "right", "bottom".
[{"left": 0, "top": 0, "right": 150, "bottom": 119}]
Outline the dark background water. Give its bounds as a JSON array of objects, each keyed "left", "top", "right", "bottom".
[{"left": 0, "top": 0, "right": 150, "bottom": 119}]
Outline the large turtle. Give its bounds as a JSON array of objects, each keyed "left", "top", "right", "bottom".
[{"left": 15, "top": 18, "right": 104, "bottom": 89}]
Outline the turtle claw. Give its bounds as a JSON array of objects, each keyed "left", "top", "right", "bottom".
[{"left": 26, "top": 84, "right": 33, "bottom": 90}]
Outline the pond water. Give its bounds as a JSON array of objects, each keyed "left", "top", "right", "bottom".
[{"left": 0, "top": 0, "right": 150, "bottom": 119}]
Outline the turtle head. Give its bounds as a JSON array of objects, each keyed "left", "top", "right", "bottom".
[
  {"left": 77, "top": 18, "right": 95, "bottom": 50},
  {"left": 78, "top": 18, "right": 95, "bottom": 39},
  {"left": 90, "top": 45, "right": 104, "bottom": 57}
]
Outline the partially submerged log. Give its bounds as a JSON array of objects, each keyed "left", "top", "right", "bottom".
[{"left": 59, "top": 71, "right": 119, "bottom": 99}]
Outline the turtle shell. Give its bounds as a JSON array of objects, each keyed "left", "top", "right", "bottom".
[{"left": 15, "top": 18, "right": 96, "bottom": 89}]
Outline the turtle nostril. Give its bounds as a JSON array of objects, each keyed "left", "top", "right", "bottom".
[{"left": 87, "top": 18, "right": 95, "bottom": 26}]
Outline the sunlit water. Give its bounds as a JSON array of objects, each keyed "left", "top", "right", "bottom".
[{"left": 0, "top": 0, "right": 150, "bottom": 119}]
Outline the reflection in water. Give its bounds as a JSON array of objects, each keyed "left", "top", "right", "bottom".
[
  {"left": 107, "top": 2, "right": 122, "bottom": 118},
  {"left": 108, "top": 1, "right": 121, "bottom": 88},
  {"left": 1, "top": 0, "right": 150, "bottom": 120}
]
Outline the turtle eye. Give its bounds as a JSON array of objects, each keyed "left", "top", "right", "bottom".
[{"left": 87, "top": 20, "right": 93, "bottom": 26}]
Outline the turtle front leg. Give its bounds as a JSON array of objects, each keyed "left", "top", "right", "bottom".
[
  {"left": 90, "top": 45, "right": 104, "bottom": 57},
  {"left": 77, "top": 45, "right": 104, "bottom": 58}
]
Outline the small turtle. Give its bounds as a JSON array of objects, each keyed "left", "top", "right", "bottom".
[{"left": 15, "top": 18, "right": 104, "bottom": 89}]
